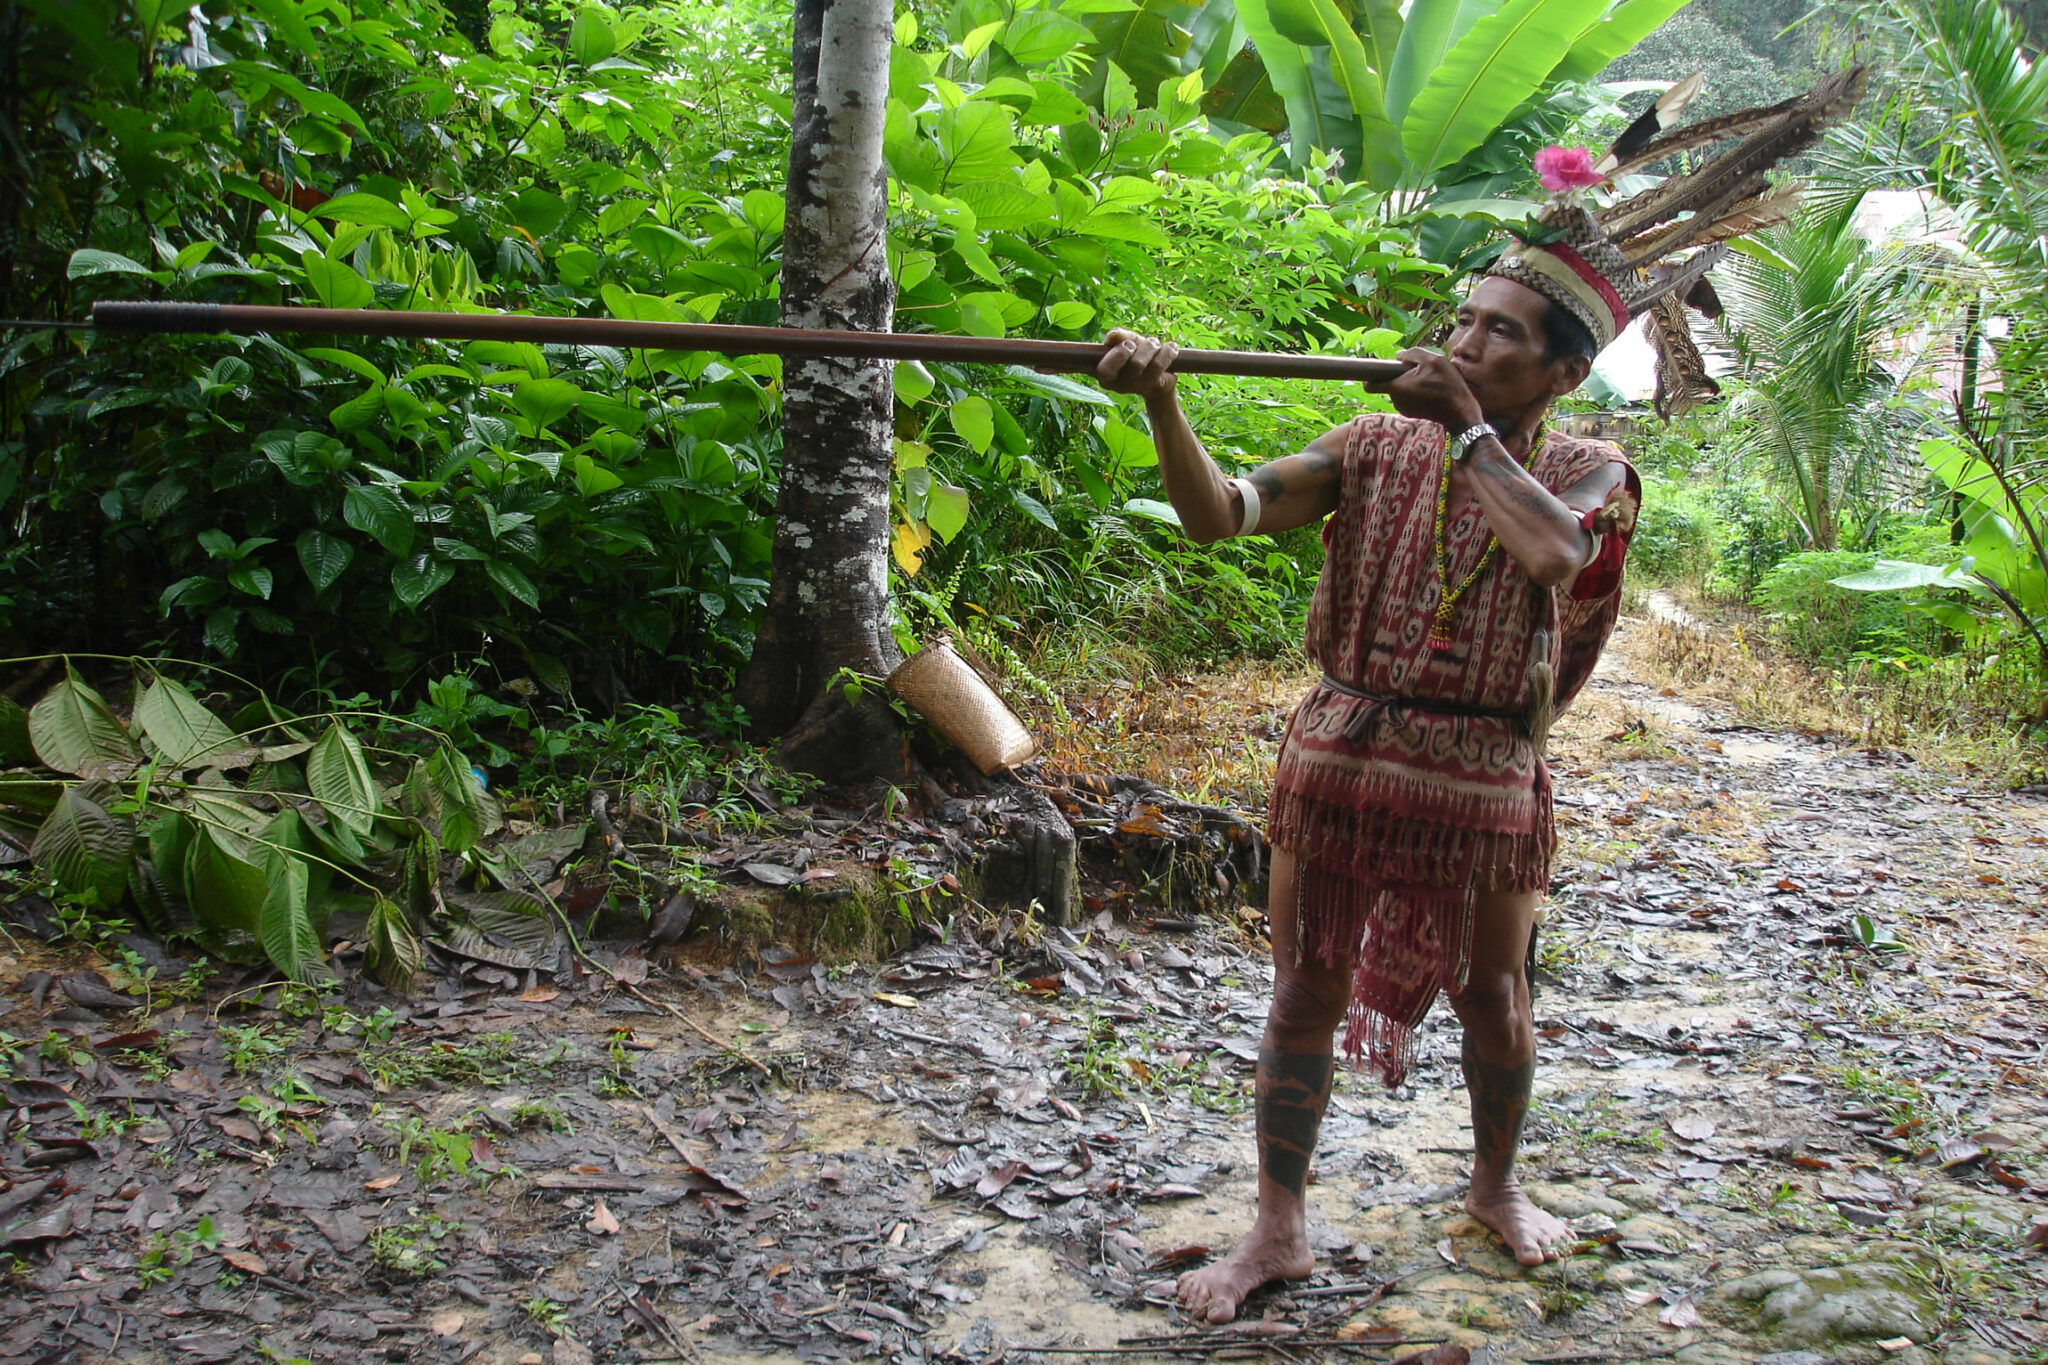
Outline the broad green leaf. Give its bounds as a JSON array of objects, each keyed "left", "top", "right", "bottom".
[
  {"left": 926, "top": 483, "right": 971, "bottom": 544},
  {"left": 932, "top": 101, "right": 1024, "bottom": 186},
  {"left": 184, "top": 824, "right": 267, "bottom": 936},
  {"left": 1121, "top": 497, "right": 1182, "bottom": 526},
  {"left": 29, "top": 674, "right": 144, "bottom": 779},
  {"left": 739, "top": 188, "right": 785, "bottom": 235},
  {"left": 1045, "top": 300, "right": 1096, "bottom": 330},
  {"left": 569, "top": 7, "right": 617, "bottom": 65},
  {"left": 1550, "top": 0, "right": 1692, "bottom": 84},
  {"left": 950, "top": 396, "right": 996, "bottom": 455},
  {"left": 1012, "top": 489, "right": 1060, "bottom": 531},
  {"left": 392, "top": 553, "right": 455, "bottom": 609},
  {"left": 1245, "top": 0, "right": 1396, "bottom": 184},
  {"left": 486, "top": 560, "right": 541, "bottom": 609},
  {"left": 1004, "top": 365, "right": 1114, "bottom": 405},
  {"left": 307, "top": 722, "right": 379, "bottom": 835},
  {"left": 1099, "top": 417, "right": 1159, "bottom": 467},
  {"left": 894, "top": 359, "right": 936, "bottom": 402},
  {"left": 1004, "top": 10, "right": 1093, "bottom": 62},
  {"left": 1403, "top": 0, "right": 1608, "bottom": 177},
  {"left": 429, "top": 747, "right": 500, "bottom": 853},
  {"left": 1073, "top": 213, "right": 1171, "bottom": 248},
  {"left": 364, "top": 894, "right": 422, "bottom": 992},
  {"left": 297, "top": 529, "right": 354, "bottom": 592},
  {"left": 342, "top": 483, "right": 415, "bottom": 556},
  {"left": 31, "top": 786, "right": 133, "bottom": 908},
  {"left": 511, "top": 377, "right": 583, "bottom": 430},
  {"left": 259, "top": 810, "right": 329, "bottom": 982},
  {"left": 954, "top": 180, "right": 1054, "bottom": 231},
  {"left": 299, "top": 250, "right": 375, "bottom": 309},
  {"left": 1831, "top": 560, "right": 1981, "bottom": 593},
  {"left": 135, "top": 676, "right": 249, "bottom": 770},
  {"left": 309, "top": 192, "right": 409, "bottom": 230},
  {"left": 68, "top": 248, "right": 155, "bottom": 279},
  {"left": 303, "top": 346, "right": 387, "bottom": 384}
]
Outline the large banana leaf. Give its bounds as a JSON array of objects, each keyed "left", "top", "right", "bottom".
[
  {"left": 1401, "top": 0, "right": 1610, "bottom": 178},
  {"left": 1228, "top": 0, "right": 1363, "bottom": 173},
  {"left": 1549, "top": 0, "right": 1693, "bottom": 84},
  {"left": 1383, "top": 0, "right": 1497, "bottom": 127},
  {"left": 1203, "top": 45, "right": 1289, "bottom": 131},
  {"left": 1078, "top": 0, "right": 1198, "bottom": 109},
  {"left": 1237, "top": 0, "right": 1397, "bottom": 184}
]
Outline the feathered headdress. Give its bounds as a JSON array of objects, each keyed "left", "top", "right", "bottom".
[{"left": 1486, "top": 67, "right": 1868, "bottom": 417}]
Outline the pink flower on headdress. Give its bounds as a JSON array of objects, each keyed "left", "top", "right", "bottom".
[{"left": 1535, "top": 145, "right": 1603, "bottom": 193}]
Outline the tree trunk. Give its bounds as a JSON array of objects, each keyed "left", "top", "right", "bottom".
[{"left": 738, "top": 0, "right": 899, "bottom": 753}]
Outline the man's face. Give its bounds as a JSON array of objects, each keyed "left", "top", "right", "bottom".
[{"left": 1446, "top": 276, "right": 1581, "bottom": 417}]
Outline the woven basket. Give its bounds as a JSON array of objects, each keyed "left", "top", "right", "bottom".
[{"left": 887, "top": 639, "right": 1037, "bottom": 775}]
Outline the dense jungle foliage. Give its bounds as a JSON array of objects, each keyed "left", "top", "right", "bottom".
[{"left": 3, "top": 0, "right": 2045, "bottom": 978}]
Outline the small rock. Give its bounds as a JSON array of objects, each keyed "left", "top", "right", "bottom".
[
  {"left": 1723, "top": 1261, "right": 1937, "bottom": 1346},
  {"left": 1909, "top": 1194, "right": 2028, "bottom": 1242}
]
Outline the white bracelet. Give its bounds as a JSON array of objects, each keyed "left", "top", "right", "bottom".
[{"left": 1231, "top": 477, "right": 1262, "bottom": 536}]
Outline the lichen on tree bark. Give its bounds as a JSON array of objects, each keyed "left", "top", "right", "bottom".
[{"left": 739, "top": 0, "right": 901, "bottom": 751}]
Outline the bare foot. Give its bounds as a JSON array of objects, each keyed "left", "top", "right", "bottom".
[
  {"left": 1466, "top": 1183, "right": 1575, "bottom": 1266},
  {"left": 1175, "top": 1227, "right": 1314, "bottom": 1324}
]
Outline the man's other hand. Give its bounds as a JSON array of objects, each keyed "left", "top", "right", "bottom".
[
  {"left": 1365, "top": 347, "right": 1485, "bottom": 433},
  {"left": 1095, "top": 329, "right": 1179, "bottom": 402}
]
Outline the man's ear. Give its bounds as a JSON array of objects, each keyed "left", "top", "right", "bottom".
[{"left": 1551, "top": 354, "right": 1593, "bottom": 398}]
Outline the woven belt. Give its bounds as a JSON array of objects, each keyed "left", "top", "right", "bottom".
[{"left": 1318, "top": 674, "right": 1530, "bottom": 744}]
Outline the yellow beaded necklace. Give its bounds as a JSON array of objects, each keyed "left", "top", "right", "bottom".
[{"left": 1426, "top": 428, "right": 1537, "bottom": 652}]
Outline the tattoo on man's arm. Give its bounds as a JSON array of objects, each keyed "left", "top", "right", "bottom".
[
  {"left": 1248, "top": 446, "right": 1338, "bottom": 503},
  {"left": 1461, "top": 1035, "right": 1534, "bottom": 1174},
  {"left": 1471, "top": 456, "right": 1565, "bottom": 521},
  {"left": 1256, "top": 1046, "right": 1335, "bottom": 1196}
]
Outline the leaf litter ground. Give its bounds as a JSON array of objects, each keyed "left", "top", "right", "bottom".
[{"left": 2, "top": 606, "right": 2046, "bottom": 1365}]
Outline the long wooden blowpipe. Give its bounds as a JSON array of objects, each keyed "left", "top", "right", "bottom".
[{"left": 89, "top": 302, "right": 1410, "bottom": 384}]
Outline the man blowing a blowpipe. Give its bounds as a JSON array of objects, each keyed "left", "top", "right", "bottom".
[{"left": 1090, "top": 69, "right": 1867, "bottom": 1323}]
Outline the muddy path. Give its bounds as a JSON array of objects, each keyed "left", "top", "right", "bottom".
[{"left": 3, "top": 609, "right": 2046, "bottom": 1365}]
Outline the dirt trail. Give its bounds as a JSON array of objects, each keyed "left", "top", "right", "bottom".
[{"left": 3, "top": 611, "right": 2046, "bottom": 1365}]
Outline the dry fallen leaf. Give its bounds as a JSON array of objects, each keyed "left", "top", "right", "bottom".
[
  {"left": 585, "top": 1198, "right": 621, "bottom": 1236},
  {"left": 1671, "top": 1115, "right": 1717, "bottom": 1142},
  {"left": 1435, "top": 1237, "right": 1458, "bottom": 1266},
  {"left": 429, "top": 1311, "right": 466, "bottom": 1337},
  {"left": 218, "top": 1248, "right": 268, "bottom": 1275},
  {"left": 1659, "top": 1297, "right": 1700, "bottom": 1329},
  {"left": 363, "top": 1173, "right": 402, "bottom": 1191},
  {"left": 519, "top": 986, "right": 561, "bottom": 1004},
  {"left": 871, "top": 992, "right": 919, "bottom": 1008}
]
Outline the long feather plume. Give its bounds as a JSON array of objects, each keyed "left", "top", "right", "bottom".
[
  {"left": 1599, "top": 67, "right": 1867, "bottom": 240},
  {"left": 1645, "top": 295, "right": 1718, "bottom": 419},
  {"left": 1629, "top": 243, "right": 1729, "bottom": 315},
  {"left": 1596, "top": 71, "right": 1707, "bottom": 175},
  {"left": 1602, "top": 67, "right": 1866, "bottom": 183},
  {"left": 1614, "top": 184, "right": 1805, "bottom": 267}
]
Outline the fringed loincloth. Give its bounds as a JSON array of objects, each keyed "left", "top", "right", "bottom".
[{"left": 1268, "top": 677, "right": 1552, "bottom": 1087}]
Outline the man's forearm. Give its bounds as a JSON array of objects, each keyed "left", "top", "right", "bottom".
[
  {"left": 1463, "top": 441, "right": 1591, "bottom": 587},
  {"left": 1145, "top": 392, "right": 1239, "bottom": 544}
]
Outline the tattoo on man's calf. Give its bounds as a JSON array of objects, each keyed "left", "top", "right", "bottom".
[
  {"left": 1257, "top": 1047, "right": 1335, "bottom": 1196},
  {"left": 1462, "top": 1036, "right": 1535, "bottom": 1170}
]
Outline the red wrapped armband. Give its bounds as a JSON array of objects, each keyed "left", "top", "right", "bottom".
[{"left": 1567, "top": 468, "right": 1641, "bottom": 602}]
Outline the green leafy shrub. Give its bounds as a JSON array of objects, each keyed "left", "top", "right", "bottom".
[
  {"left": 0, "top": 659, "right": 542, "bottom": 984},
  {"left": 1752, "top": 550, "right": 1937, "bottom": 667},
  {"left": 1629, "top": 477, "right": 1719, "bottom": 586}
]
